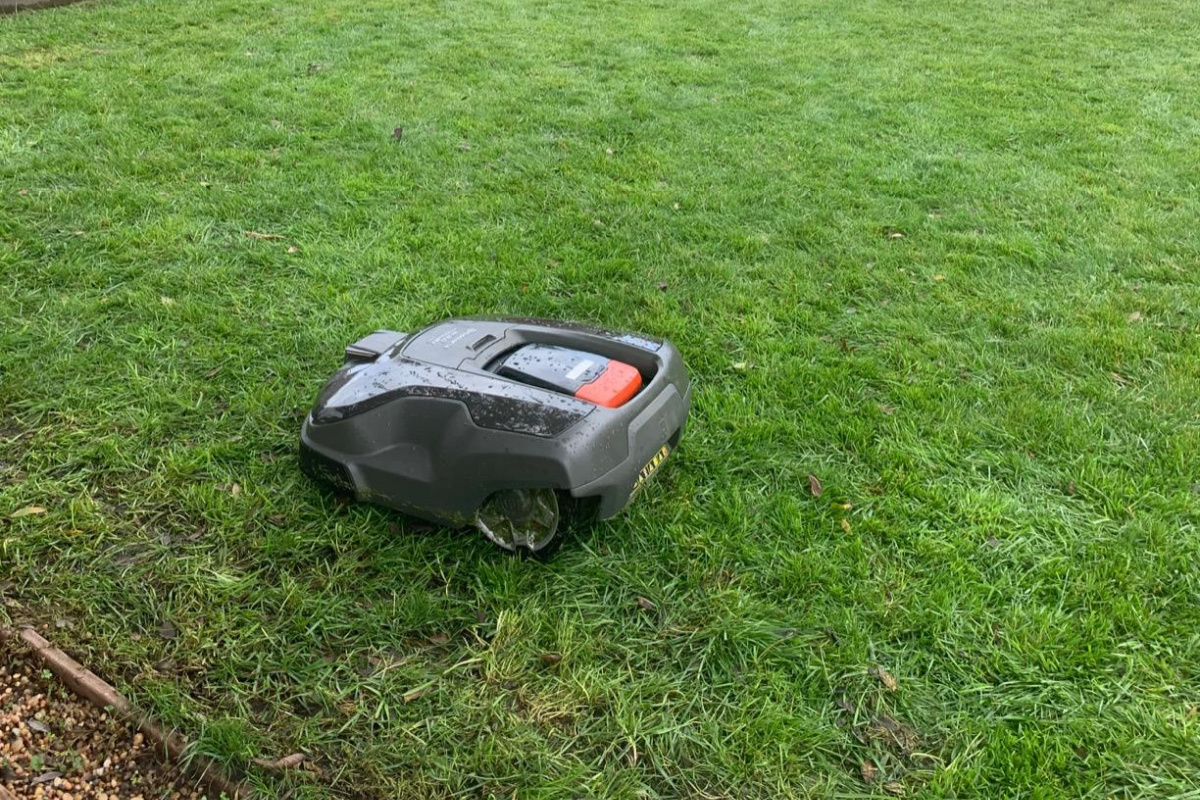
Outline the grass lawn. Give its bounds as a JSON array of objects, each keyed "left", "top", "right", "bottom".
[{"left": 3, "top": 0, "right": 1200, "bottom": 796}]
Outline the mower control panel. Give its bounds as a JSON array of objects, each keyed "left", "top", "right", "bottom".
[{"left": 495, "top": 344, "right": 643, "bottom": 408}]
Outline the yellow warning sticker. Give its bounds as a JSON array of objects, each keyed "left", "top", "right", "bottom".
[{"left": 632, "top": 443, "right": 672, "bottom": 496}]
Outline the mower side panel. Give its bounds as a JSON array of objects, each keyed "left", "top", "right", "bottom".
[{"left": 301, "top": 399, "right": 583, "bottom": 524}]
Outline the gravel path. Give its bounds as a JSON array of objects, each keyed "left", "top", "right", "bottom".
[{"left": 1, "top": 643, "right": 205, "bottom": 800}]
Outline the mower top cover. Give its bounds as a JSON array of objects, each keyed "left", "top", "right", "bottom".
[
  {"left": 300, "top": 317, "right": 691, "bottom": 555},
  {"left": 494, "top": 344, "right": 643, "bottom": 408}
]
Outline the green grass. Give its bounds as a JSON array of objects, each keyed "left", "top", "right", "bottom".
[{"left": 3, "top": 0, "right": 1200, "bottom": 796}]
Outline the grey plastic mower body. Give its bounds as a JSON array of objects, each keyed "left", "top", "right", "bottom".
[{"left": 299, "top": 317, "right": 691, "bottom": 554}]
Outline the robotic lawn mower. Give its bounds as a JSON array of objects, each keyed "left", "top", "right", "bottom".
[{"left": 300, "top": 318, "right": 691, "bottom": 555}]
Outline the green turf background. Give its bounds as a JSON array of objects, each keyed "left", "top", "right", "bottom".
[{"left": 2, "top": 0, "right": 1199, "bottom": 797}]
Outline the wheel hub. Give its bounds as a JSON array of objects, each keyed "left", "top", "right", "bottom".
[{"left": 475, "top": 488, "right": 560, "bottom": 554}]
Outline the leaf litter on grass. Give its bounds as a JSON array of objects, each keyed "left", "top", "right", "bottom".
[
  {"left": 871, "top": 666, "right": 899, "bottom": 692},
  {"left": 8, "top": 507, "right": 46, "bottom": 519},
  {"left": 861, "top": 714, "right": 921, "bottom": 756}
]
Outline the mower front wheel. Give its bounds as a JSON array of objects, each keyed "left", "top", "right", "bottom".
[{"left": 474, "top": 489, "right": 596, "bottom": 558}]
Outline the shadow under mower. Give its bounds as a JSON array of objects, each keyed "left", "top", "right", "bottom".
[{"left": 300, "top": 318, "right": 691, "bottom": 556}]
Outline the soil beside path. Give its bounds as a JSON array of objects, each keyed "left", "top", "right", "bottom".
[{"left": 1, "top": 642, "right": 206, "bottom": 800}]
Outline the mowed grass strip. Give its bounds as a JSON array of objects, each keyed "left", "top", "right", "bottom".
[{"left": 2, "top": 0, "right": 1199, "bottom": 797}]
